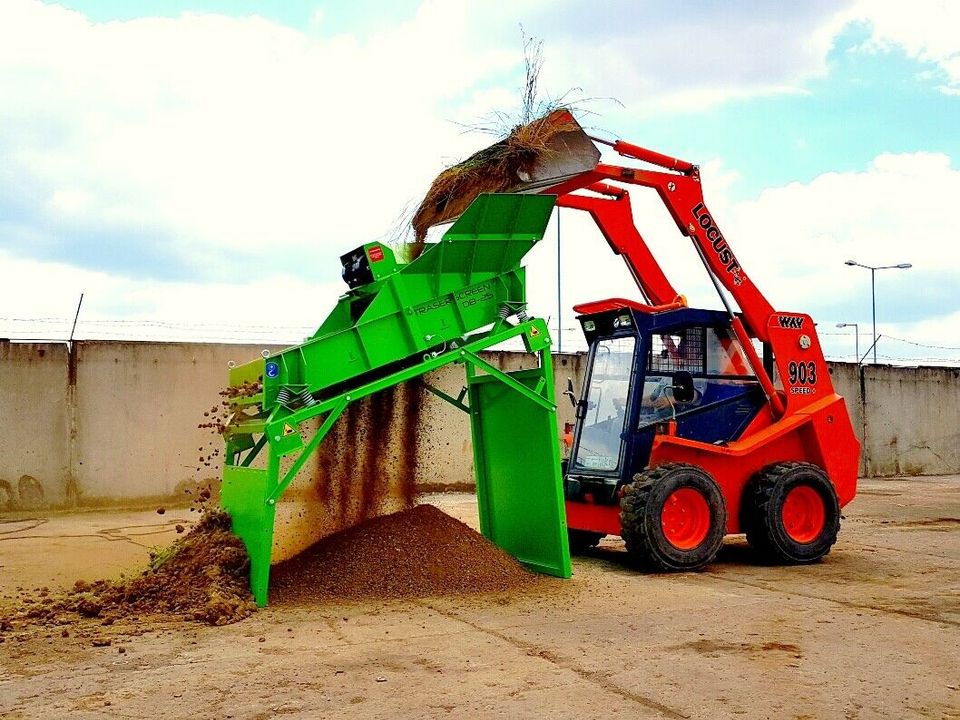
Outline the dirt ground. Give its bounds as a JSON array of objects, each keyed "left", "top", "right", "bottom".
[{"left": 1, "top": 476, "right": 958, "bottom": 720}]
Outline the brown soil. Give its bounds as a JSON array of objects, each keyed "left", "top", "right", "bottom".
[
  {"left": 270, "top": 504, "right": 535, "bottom": 604},
  {"left": 0, "top": 511, "right": 255, "bottom": 635},
  {"left": 409, "top": 108, "right": 578, "bottom": 255}
]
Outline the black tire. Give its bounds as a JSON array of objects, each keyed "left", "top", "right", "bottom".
[
  {"left": 620, "top": 463, "right": 727, "bottom": 571},
  {"left": 568, "top": 529, "right": 605, "bottom": 553},
  {"left": 742, "top": 462, "right": 840, "bottom": 564}
]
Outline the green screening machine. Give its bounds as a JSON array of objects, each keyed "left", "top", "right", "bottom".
[{"left": 220, "top": 193, "right": 571, "bottom": 606}]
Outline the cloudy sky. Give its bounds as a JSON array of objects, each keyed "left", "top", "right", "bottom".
[{"left": 1, "top": 0, "right": 958, "bottom": 364}]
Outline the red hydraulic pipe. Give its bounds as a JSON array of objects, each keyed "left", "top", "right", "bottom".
[{"left": 590, "top": 135, "right": 696, "bottom": 174}]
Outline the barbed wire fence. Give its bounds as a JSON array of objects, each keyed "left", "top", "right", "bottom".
[{"left": 3, "top": 316, "right": 960, "bottom": 366}]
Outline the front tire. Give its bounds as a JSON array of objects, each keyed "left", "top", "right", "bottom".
[
  {"left": 742, "top": 462, "right": 840, "bottom": 564},
  {"left": 620, "top": 463, "right": 727, "bottom": 571}
]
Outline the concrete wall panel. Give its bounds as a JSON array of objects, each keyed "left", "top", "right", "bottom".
[
  {"left": 827, "top": 362, "right": 867, "bottom": 476},
  {"left": 861, "top": 365, "right": 960, "bottom": 477},
  {"left": 73, "top": 341, "right": 283, "bottom": 505},
  {"left": 0, "top": 342, "right": 71, "bottom": 509}
]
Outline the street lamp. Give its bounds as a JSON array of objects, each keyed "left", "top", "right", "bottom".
[
  {"left": 836, "top": 322, "right": 859, "bottom": 363},
  {"left": 844, "top": 260, "right": 912, "bottom": 363}
]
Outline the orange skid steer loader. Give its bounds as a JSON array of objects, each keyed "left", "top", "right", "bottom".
[{"left": 417, "top": 109, "right": 860, "bottom": 570}]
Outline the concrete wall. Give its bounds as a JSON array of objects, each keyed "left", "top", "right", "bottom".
[
  {"left": 858, "top": 364, "right": 960, "bottom": 477},
  {"left": 827, "top": 362, "right": 960, "bottom": 477},
  {"left": 73, "top": 341, "right": 284, "bottom": 506},
  {"left": 0, "top": 338, "right": 956, "bottom": 514},
  {"left": 0, "top": 342, "right": 72, "bottom": 510}
]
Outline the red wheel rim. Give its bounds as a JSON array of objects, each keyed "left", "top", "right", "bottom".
[
  {"left": 660, "top": 487, "right": 711, "bottom": 550},
  {"left": 781, "top": 485, "right": 826, "bottom": 543}
]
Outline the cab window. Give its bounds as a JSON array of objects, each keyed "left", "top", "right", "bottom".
[{"left": 572, "top": 336, "right": 636, "bottom": 472}]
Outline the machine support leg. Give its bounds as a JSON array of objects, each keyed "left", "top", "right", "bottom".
[
  {"left": 220, "top": 450, "right": 281, "bottom": 608},
  {"left": 248, "top": 502, "right": 276, "bottom": 608}
]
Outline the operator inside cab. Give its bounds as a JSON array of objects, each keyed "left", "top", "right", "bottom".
[{"left": 638, "top": 331, "right": 705, "bottom": 426}]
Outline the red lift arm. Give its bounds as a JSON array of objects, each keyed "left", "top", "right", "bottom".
[{"left": 542, "top": 137, "right": 785, "bottom": 416}]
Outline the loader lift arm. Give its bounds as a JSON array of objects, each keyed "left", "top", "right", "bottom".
[{"left": 542, "top": 137, "right": 785, "bottom": 416}]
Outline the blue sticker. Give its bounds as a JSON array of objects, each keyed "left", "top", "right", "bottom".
[{"left": 265, "top": 361, "right": 280, "bottom": 378}]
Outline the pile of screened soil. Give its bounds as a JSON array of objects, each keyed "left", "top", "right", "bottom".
[
  {"left": 270, "top": 504, "right": 535, "bottom": 603},
  {"left": 1, "top": 511, "right": 256, "bottom": 634}
]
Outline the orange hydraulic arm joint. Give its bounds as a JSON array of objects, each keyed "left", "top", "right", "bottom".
[{"left": 580, "top": 137, "right": 786, "bottom": 417}]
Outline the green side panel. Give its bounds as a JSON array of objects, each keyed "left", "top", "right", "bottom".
[
  {"left": 467, "top": 363, "right": 571, "bottom": 578},
  {"left": 220, "top": 466, "right": 276, "bottom": 607},
  {"left": 229, "top": 356, "right": 265, "bottom": 388}
]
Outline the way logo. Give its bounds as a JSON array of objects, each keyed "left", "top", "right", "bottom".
[{"left": 777, "top": 315, "right": 805, "bottom": 330}]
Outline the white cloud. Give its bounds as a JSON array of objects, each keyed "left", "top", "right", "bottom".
[
  {"left": 0, "top": 0, "right": 887, "bottom": 292},
  {"left": 845, "top": 0, "right": 960, "bottom": 92},
  {"left": 477, "top": 1, "right": 857, "bottom": 117},
  {"left": 725, "top": 151, "right": 957, "bottom": 309},
  {"left": 0, "top": 0, "right": 516, "bottom": 279},
  {"left": 716, "top": 152, "right": 960, "bottom": 364}
]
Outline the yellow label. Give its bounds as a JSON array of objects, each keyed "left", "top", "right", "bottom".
[
  {"left": 529, "top": 326, "right": 541, "bottom": 337},
  {"left": 283, "top": 423, "right": 296, "bottom": 436}
]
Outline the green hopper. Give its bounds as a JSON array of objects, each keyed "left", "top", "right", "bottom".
[{"left": 220, "top": 193, "right": 571, "bottom": 606}]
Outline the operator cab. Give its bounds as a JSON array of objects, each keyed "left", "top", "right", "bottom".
[{"left": 565, "top": 306, "right": 767, "bottom": 506}]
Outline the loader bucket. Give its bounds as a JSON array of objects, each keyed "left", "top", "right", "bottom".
[
  {"left": 520, "top": 109, "right": 602, "bottom": 190},
  {"left": 411, "top": 109, "right": 600, "bottom": 246}
]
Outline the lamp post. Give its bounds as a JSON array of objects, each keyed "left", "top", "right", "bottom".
[
  {"left": 836, "top": 322, "right": 859, "bottom": 363},
  {"left": 844, "top": 260, "right": 912, "bottom": 363}
]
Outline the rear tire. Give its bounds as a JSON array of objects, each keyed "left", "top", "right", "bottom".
[
  {"left": 567, "top": 529, "right": 605, "bottom": 553},
  {"left": 742, "top": 462, "right": 840, "bottom": 564},
  {"left": 620, "top": 463, "right": 726, "bottom": 571}
]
